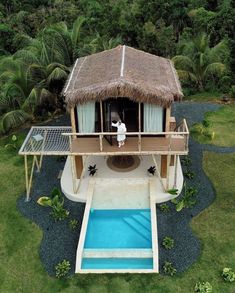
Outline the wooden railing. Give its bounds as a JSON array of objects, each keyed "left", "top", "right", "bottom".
[{"left": 62, "top": 119, "right": 189, "bottom": 154}]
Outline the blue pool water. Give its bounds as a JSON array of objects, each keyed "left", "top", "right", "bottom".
[
  {"left": 84, "top": 209, "right": 152, "bottom": 249},
  {"left": 82, "top": 258, "right": 153, "bottom": 269}
]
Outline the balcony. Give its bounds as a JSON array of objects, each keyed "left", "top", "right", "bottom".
[{"left": 67, "top": 119, "right": 189, "bottom": 156}]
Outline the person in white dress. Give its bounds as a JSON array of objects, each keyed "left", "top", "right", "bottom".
[{"left": 111, "top": 120, "right": 127, "bottom": 148}]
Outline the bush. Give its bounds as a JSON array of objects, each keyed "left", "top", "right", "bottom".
[
  {"left": 69, "top": 219, "right": 78, "bottom": 231},
  {"left": 194, "top": 281, "right": 212, "bottom": 292},
  {"left": 181, "top": 156, "right": 191, "bottom": 167},
  {"left": 159, "top": 204, "right": 170, "bottom": 213},
  {"left": 37, "top": 187, "right": 69, "bottom": 221},
  {"left": 172, "top": 184, "right": 198, "bottom": 212},
  {"left": 163, "top": 261, "right": 177, "bottom": 276},
  {"left": 162, "top": 236, "right": 174, "bottom": 249},
  {"left": 222, "top": 268, "right": 235, "bottom": 282},
  {"left": 184, "top": 169, "right": 195, "bottom": 180},
  {"left": 55, "top": 260, "right": 71, "bottom": 278}
]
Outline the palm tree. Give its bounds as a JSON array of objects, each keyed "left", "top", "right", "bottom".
[{"left": 172, "top": 33, "right": 227, "bottom": 90}]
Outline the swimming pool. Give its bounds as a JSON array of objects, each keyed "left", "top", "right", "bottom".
[
  {"left": 84, "top": 209, "right": 152, "bottom": 249},
  {"left": 82, "top": 258, "right": 153, "bottom": 269}
]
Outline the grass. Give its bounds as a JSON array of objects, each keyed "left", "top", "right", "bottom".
[
  {"left": 191, "top": 106, "right": 235, "bottom": 147},
  {"left": 185, "top": 91, "right": 222, "bottom": 102},
  {"left": 1, "top": 125, "right": 235, "bottom": 292}
]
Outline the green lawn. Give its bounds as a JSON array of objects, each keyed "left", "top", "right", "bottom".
[
  {"left": 1, "top": 125, "right": 235, "bottom": 292},
  {"left": 185, "top": 91, "right": 222, "bottom": 102},
  {"left": 191, "top": 106, "right": 235, "bottom": 147}
]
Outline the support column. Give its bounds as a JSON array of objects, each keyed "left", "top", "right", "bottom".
[
  {"left": 161, "top": 155, "right": 167, "bottom": 178},
  {"left": 70, "top": 107, "right": 76, "bottom": 137},
  {"left": 165, "top": 106, "right": 171, "bottom": 132},
  {"left": 75, "top": 156, "right": 83, "bottom": 179},
  {"left": 24, "top": 155, "right": 30, "bottom": 201}
]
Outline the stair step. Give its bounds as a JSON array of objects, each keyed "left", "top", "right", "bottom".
[
  {"left": 132, "top": 215, "right": 151, "bottom": 232},
  {"left": 83, "top": 249, "right": 153, "bottom": 258},
  {"left": 123, "top": 218, "right": 151, "bottom": 241},
  {"left": 140, "top": 211, "right": 151, "bottom": 222}
]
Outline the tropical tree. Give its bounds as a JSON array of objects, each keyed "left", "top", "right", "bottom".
[{"left": 172, "top": 33, "right": 228, "bottom": 90}]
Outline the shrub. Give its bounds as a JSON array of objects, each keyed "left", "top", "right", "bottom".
[
  {"left": 172, "top": 184, "right": 198, "bottom": 212},
  {"left": 159, "top": 204, "right": 170, "bottom": 213},
  {"left": 222, "top": 268, "right": 235, "bottom": 282},
  {"left": 181, "top": 156, "right": 191, "bottom": 167},
  {"left": 163, "top": 261, "right": 177, "bottom": 276},
  {"left": 69, "top": 219, "right": 78, "bottom": 231},
  {"left": 184, "top": 169, "right": 195, "bottom": 179},
  {"left": 167, "top": 188, "right": 178, "bottom": 195},
  {"left": 4, "top": 135, "right": 19, "bottom": 150},
  {"left": 162, "top": 236, "right": 174, "bottom": 249},
  {"left": 37, "top": 188, "right": 69, "bottom": 221},
  {"left": 55, "top": 260, "right": 71, "bottom": 278},
  {"left": 194, "top": 281, "right": 212, "bottom": 292},
  {"left": 202, "top": 118, "right": 210, "bottom": 128}
]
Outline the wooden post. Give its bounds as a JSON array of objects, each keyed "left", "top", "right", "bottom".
[
  {"left": 100, "top": 101, "right": 103, "bottom": 151},
  {"left": 24, "top": 155, "right": 29, "bottom": 201},
  {"left": 70, "top": 155, "right": 77, "bottom": 193},
  {"left": 161, "top": 155, "right": 167, "bottom": 178},
  {"left": 165, "top": 106, "right": 171, "bottom": 132},
  {"left": 75, "top": 156, "right": 83, "bottom": 179},
  {"left": 173, "top": 155, "right": 178, "bottom": 189},
  {"left": 138, "top": 102, "right": 141, "bottom": 151},
  {"left": 70, "top": 107, "right": 76, "bottom": 138},
  {"left": 166, "top": 155, "right": 171, "bottom": 190},
  {"left": 100, "top": 100, "right": 103, "bottom": 132}
]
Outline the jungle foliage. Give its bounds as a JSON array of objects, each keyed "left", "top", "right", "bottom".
[{"left": 0, "top": 0, "right": 234, "bottom": 133}]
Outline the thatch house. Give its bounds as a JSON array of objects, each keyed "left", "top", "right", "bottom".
[{"left": 63, "top": 45, "right": 188, "bottom": 181}]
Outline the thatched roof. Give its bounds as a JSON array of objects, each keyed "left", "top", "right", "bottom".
[{"left": 63, "top": 45, "right": 183, "bottom": 108}]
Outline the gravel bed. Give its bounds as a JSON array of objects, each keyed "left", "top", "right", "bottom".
[
  {"left": 157, "top": 102, "right": 235, "bottom": 273},
  {"left": 17, "top": 102, "right": 235, "bottom": 276}
]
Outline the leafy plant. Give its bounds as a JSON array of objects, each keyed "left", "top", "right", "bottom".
[
  {"left": 163, "top": 261, "right": 177, "bottom": 276},
  {"left": 4, "top": 135, "right": 19, "bottom": 150},
  {"left": 181, "top": 156, "right": 191, "bottom": 167},
  {"left": 37, "top": 187, "right": 69, "bottom": 221},
  {"left": 162, "top": 236, "right": 174, "bottom": 249},
  {"left": 222, "top": 268, "right": 235, "bottom": 282},
  {"left": 184, "top": 169, "right": 195, "bottom": 180},
  {"left": 159, "top": 204, "right": 170, "bottom": 213},
  {"left": 69, "top": 219, "right": 78, "bottom": 231},
  {"left": 172, "top": 184, "right": 198, "bottom": 212},
  {"left": 194, "top": 281, "right": 212, "bottom": 292},
  {"left": 55, "top": 260, "right": 71, "bottom": 278},
  {"left": 88, "top": 164, "right": 97, "bottom": 176},
  {"left": 167, "top": 188, "right": 178, "bottom": 195},
  {"left": 202, "top": 119, "right": 210, "bottom": 128},
  {"left": 147, "top": 166, "right": 156, "bottom": 176}
]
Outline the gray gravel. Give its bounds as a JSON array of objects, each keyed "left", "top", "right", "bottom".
[{"left": 17, "top": 102, "right": 235, "bottom": 276}]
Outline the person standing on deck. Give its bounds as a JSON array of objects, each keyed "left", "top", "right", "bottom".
[{"left": 111, "top": 120, "right": 127, "bottom": 148}]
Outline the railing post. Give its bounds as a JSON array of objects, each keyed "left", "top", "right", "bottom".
[
  {"left": 99, "top": 134, "right": 103, "bottom": 152},
  {"left": 138, "top": 133, "right": 141, "bottom": 152}
]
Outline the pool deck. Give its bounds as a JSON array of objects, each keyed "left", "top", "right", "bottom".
[{"left": 61, "top": 155, "right": 184, "bottom": 204}]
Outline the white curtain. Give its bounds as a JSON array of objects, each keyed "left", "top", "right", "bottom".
[
  {"left": 77, "top": 102, "right": 95, "bottom": 133},
  {"left": 144, "top": 103, "right": 163, "bottom": 132}
]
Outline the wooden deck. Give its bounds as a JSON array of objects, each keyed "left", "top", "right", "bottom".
[{"left": 71, "top": 136, "right": 188, "bottom": 155}]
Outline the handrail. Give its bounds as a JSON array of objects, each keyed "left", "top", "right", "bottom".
[
  {"left": 62, "top": 120, "right": 189, "bottom": 137},
  {"left": 62, "top": 131, "right": 188, "bottom": 136},
  {"left": 63, "top": 119, "right": 189, "bottom": 154}
]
